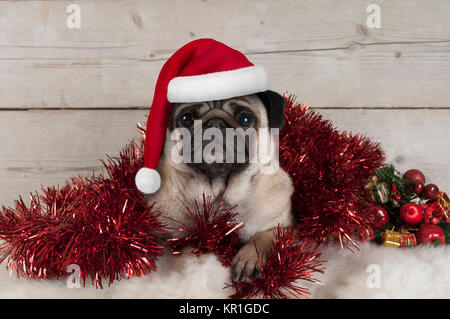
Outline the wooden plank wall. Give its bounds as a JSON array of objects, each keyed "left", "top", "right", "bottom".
[{"left": 0, "top": 0, "right": 449, "bottom": 206}]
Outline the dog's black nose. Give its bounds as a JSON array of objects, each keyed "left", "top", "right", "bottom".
[{"left": 205, "top": 118, "right": 229, "bottom": 129}]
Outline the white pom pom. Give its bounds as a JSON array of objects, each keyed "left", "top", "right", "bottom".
[{"left": 135, "top": 168, "right": 161, "bottom": 194}]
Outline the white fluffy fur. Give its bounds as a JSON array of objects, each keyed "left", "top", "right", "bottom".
[
  {"left": 135, "top": 167, "right": 161, "bottom": 194},
  {"left": 167, "top": 66, "right": 269, "bottom": 103},
  {"left": 1, "top": 243, "right": 449, "bottom": 298}
]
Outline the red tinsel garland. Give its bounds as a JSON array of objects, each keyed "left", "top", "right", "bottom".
[
  {"left": 167, "top": 194, "right": 243, "bottom": 266},
  {"left": 0, "top": 96, "right": 384, "bottom": 296},
  {"left": 0, "top": 141, "right": 166, "bottom": 288},
  {"left": 229, "top": 226, "right": 325, "bottom": 299},
  {"left": 280, "top": 96, "right": 385, "bottom": 248}
]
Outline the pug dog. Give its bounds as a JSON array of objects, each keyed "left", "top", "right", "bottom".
[{"left": 147, "top": 90, "right": 294, "bottom": 281}]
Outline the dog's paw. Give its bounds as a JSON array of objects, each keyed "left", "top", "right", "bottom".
[{"left": 231, "top": 242, "right": 266, "bottom": 282}]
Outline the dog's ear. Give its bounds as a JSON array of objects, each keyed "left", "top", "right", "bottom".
[{"left": 256, "top": 90, "right": 286, "bottom": 129}]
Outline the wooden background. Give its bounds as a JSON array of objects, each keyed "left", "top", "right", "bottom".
[{"left": 0, "top": 0, "right": 449, "bottom": 206}]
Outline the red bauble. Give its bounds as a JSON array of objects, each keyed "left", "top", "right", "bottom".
[
  {"left": 422, "top": 203, "right": 434, "bottom": 220},
  {"left": 370, "top": 206, "right": 389, "bottom": 229},
  {"left": 413, "top": 181, "right": 424, "bottom": 195},
  {"left": 415, "top": 224, "right": 445, "bottom": 245},
  {"left": 431, "top": 217, "right": 440, "bottom": 225},
  {"left": 399, "top": 203, "right": 423, "bottom": 225},
  {"left": 423, "top": 184, "right": 440, "bottom": 200},
  {"left": 403, "top": 169, "right": 426, "bottom": 184}
]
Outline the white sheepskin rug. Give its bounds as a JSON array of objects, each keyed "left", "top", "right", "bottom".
[{"left": 0, "top": 243, "right": 449, "bottom": 298}]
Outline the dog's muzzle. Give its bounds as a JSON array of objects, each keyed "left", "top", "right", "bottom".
[{"left": 205, "top": 118, "right": 230, "bottom": 130}]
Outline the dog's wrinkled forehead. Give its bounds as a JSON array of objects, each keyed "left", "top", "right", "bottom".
[{"left": 169, "top": 94, "right": 267, "bottom": 129}]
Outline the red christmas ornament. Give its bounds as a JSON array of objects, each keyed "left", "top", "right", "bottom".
[
  {"left": 359, "top": 227, "right": 375, "bottom": 242},
  {"left": 413, "top": 181, "right": 424, "bottom": 195},
  {"left": 403, "top": 169, "right": 426, "bottom": 185},
  {"left": 422, "top": 203, "right": 434, "bottom": 220},
  {"left": 370, "top": 206, "right": 390, "bottom": 229},
  {"left": 431, "top": 217, "right": 441, "bottom": 225},
  {"left": 423, "top": 184, "right": 440, "bottom": 200},
  {"left": 399, "top": 203, "right": 423, "bottom": 225},
  {"left": 421, "top": 199, "right": 448, "bottom": 225},
  {"left": 390, "top": 183, "right": 402, "bottom": 203},
  {"left": 415, "top": 224, "right": 445, "bottom": 245}
]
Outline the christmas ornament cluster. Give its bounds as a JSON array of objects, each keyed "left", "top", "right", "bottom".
[
  {"left": 364, "top": 166, "right": 449, "bottom": 247},
  {"left": 0, "top": 96, "right": 385, "bottom": 298}
]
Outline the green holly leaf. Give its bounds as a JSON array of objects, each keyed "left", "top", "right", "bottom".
[{"left": 375, "top": 165, "right": 417, "bottom": 203}]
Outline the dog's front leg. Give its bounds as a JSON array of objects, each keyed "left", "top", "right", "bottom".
[{"left": 231, "top": 228, "right": 277, "bottom": 282}]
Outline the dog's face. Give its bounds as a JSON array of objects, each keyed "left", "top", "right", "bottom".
[{"left": 166, "top": 90, "right": 285, "bottom": 181}]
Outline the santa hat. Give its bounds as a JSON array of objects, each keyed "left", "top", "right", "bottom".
[{"left": 135, "top": 38, "right": 269, "bottom": 194}]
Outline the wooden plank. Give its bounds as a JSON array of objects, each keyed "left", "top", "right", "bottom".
[
  {"left": 0, "top": 58, "right": 160, "bottom": 109},
  {"left": 0, "top": 108, "right": 448, "bottom": 207},
  {"left": 1, "top": 42, "right": 450, "bottom": 109},
  {"left": 0, "top": 109, "right": 147, "bottom": 207},
  {"left": 0, "top": 0, "right": 449, "bottom": 109},
  {"left": 1, "top": 0, "right": 449, "bottom": 56},
  {"left": 256, "top": 43, "right": 450, "bottom": 108},
  {"left": 319, "top": 108, "right": 450, "bottom": 191}
]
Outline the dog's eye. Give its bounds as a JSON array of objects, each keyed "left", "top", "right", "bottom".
[
  {"left": 236, "top": 112, "right": 254, "bottom": 127},
  {"left": 178, "top": 113, "right": 194, "bottom": 127}
]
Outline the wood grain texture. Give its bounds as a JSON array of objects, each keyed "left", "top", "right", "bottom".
[
  {"left": 0, "top": 109, "right": 448, "bottom": 207},
  {"left": 0, "top": 1, "right": 448, "bottom": 212},
  {"left": 0, "top": 110, "right": 147, "bottom": 206},
  {"left": 0, "top": 0, "right": 449, "bottom": 108},
  {"left": 1, "top": 0, "right": 449, "bottom": 55},
  {"left": 319, "top": 108, "right": 450, "bottom": 191}
]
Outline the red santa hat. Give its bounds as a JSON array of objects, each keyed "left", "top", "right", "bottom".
[{"left": 135, "top": 38, "right": 269, "bottom": 194}]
